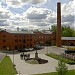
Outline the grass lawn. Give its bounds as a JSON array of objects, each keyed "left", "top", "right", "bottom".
[
  {"left": 34, "top": 70, "right": 75, "bottom": 75},
  {"left": 0, "top": 56, "right": 17, "bottom": 75}
]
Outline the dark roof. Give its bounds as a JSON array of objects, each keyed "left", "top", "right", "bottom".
[
  {"left": 7, "top": 30, "right": 34, "bottom": 34},
  {"left": 33, "top": 30, "right": 52, "bottom": 34},
  {"left": 0, "top": 30, "right": 34, "bottom": 34}
]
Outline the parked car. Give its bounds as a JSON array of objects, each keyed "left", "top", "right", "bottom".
[
  {"left": 34, "top": 45, "right": 44, "bottom": 50},
  {"left": 24, "top": 48, "right": 30, "bottom": 52},
  {"left": 65, "top": 50, "right": 75, "bottom": 54},
  {"left": 18, "top": 49, "right": 25, "bottom": 52},
  {"left": 29, "top": 48, "right": 34, "bottom": 51}
]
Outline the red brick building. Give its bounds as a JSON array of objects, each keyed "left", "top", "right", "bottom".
[
  {"left": 0, "top": 30, "right": 55, "bottom": 50},
  {"left": 0, "top": 30, "right": 35, "bottom": 50},
  {"left": 33, "top": 30, "right": 56, "bottom": 46},
  {"left": 62, "top": 37, "right": 75, "bottom": 46},
  {"left": 0, "top": 29, "right": 75, "bottom": 50}
]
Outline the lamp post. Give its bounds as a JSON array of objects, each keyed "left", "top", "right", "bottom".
[
  {"left": 47, "top": 46, "right": 48, "bottom": 54},
  {"left": 35, "top": 45, "right": 38, "bottom": 59},
  {"left": 35, "top": 49, "right": 38, "bottom": 59}
]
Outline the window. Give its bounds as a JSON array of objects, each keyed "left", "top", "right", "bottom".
[
  {"left": 15, "top": 40, "right": 17, "bottom": 42},
  {"left": 15, "top": 46, "right": 18, "bottom": 50},
  {"left": 30, "top": 39, "right": 32, "bottom": 41},
  {"left": 24, "top": 35, "right": 25, "bottom": 37},
  {"left": 27, "top": 39, "right": 29, "bottom": 41},
  {"left": 20, "top": 35, "right": 21, "bottom": 37},
  {"left": 23, "top": 39, "right": 25, "bottom": 43},
  {"left": 3, "top": 35, "right": 6, "bottom": 37},
  {"left": 15, "top": 35, "right": 17, "bottom": 37},
  {"left": 27, "top": 35, "right": 29, "bottom": 37},
  {"left": 30, "top": 35, "right": 32, "bottom": 37},
  {"left": 30, "top": 44, "right": 32, "bottom": 47},
  {"left": 23, "top": 45, "right": 25, "bottom": 48},
  {"left": 27, "top": 44, "right": 29, "bottom": 46},
  {"left": 3, "top": 46, "right": 6, "bottom": 48},
  {"left": 19, "top": 40, "right": 21, "bottom": 42},
  {"left": 3, "top": 40, "right": 6, "bottom": 42}
]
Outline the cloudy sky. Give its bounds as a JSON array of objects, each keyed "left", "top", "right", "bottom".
[{"left": 0, "top": 0, "right": 75, "bottom": 30}]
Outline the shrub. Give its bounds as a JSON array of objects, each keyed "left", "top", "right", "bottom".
[
  {"left": 68, "top": 47, "right": 75, "bottom": 50},
  {"left": 46, "top": 53, "right": 75, "bottom": 65},
  {"left": 56, "top": 60, "right": 68, "bottom": 75}
]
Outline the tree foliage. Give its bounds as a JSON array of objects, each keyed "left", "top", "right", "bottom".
[
  {"left": 62, "top": 26, "right": 73, "bottom": 37},
  {"left": 56, "top": 60, "right": 68, "bottom": 75},
  {"left": 72, "top": 31, "right": 75, "bottom": 37},
  {"left": 51, "top": 25, "right": 57, "bottom": 33},
  {"left": 51, "top": 25, "right": 75, "bottom": 37}
]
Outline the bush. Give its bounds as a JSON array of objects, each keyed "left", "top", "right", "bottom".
[
  {"left": 46, "top": 53, "right": 75, "bottom": 65},
  {"left": 56, "top": 60, "right": 68, "bottom": 75},
  {"left": 67, "top": 47, "right": 75, "bottom": 50}
]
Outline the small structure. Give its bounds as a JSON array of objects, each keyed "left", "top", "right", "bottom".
[
  {"left": 35, "top": 49, "right": 38, "bottom": 59},
  {"left": 62, "top": 37, "right": 75, "bottom": 46}
]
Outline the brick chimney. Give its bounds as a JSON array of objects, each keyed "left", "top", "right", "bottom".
[{"left": 56, "top": 2, "right": 61, "bottom": 47}]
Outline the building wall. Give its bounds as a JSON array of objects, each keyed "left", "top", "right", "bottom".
[
  {"left": 0, "top": 31, "right": 35, "bottom": 50},
  {"left": 0, "top": 31, "right": 53, "bottom": 50},
  {"left": 0, "top": 30, "right": 75, "bottom": 51},
  {"left": 34, "top": 32, "right": 51, "bottom": 46},
  {"left": 62, "top": 40, "right": 75, "bottom": 46}
]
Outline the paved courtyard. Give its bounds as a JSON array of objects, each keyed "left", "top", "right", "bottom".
[
  {"left": 0, "top": 53, "right": 5, "bottom": 62},
  {"left": 8, "top": 46, "right": 75, "bottom": 75}
]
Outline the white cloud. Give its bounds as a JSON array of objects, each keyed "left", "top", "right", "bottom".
[
  {"left": 61, "top": 0, "right": 75, "bottom": 28},
  {"left": 6, "top": 0, "right": 22, "bottom": 8},
  {"left": 0, "top": 7, "right": 12, "bottom": 27},
  {"left": 29, "top": 0, "right": 47, "bottom": 5},
  {"left": 5, "top": 0, "right": 47, "bottom": 8},
  {"left": 22, "top": 7, "right": 53, "bottom": 29},
  {"left": 0, "top": 0, "right": 75, "bottom": 30},
  {"left": 4, "top": 6, "right": 53, "bottom": 30},
  {"left": 61, "top": 0, "right": 75, "bottom": 15},
  {"left": 25, "top": 7, "right": 50, "bottom": 19}
]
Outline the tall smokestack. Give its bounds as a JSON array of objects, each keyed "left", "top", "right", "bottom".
[{"left": 56, "top": 2, "right": 61, "bottom": 47}]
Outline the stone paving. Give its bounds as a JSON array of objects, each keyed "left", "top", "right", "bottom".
[{"left": 8, "top": 46, "right": 75, "bottom": 75}]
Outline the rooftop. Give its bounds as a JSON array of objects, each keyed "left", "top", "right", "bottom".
[
  {"left": 62, "top": 37, "right": 75, "bottom": 40},
  {"left": 7, "top": 30, "right": 34, "bottom": 34}
]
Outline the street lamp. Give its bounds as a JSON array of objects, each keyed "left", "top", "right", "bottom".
[
  {"left": 35, "top": 50, "right": 38, "bottom": 58},
  {"left": 35, "top": 45, "right": 38, "bottom": 59},
  {"left": 47, "top": 46, "right": 48, "bottom": 54}
]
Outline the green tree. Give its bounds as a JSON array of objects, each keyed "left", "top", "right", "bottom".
[
  {"left": 72, "top": 31, "right": 75, "bottom": 37},
  {"left": 51, "top": 25, "right": 75, "bottom": 37},
  {"left": 51, "top": 25, "right": 57, "bottom": 33},
  {"left": 56, "top": 60, "right": 68, "bottom": 75},
  {"left": 62, "top": 26, "right": 73, "bottom": 37}
]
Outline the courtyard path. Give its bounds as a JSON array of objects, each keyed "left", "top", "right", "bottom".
[{"left": 8, "top": 47, "right": 75, "bottom": 75}]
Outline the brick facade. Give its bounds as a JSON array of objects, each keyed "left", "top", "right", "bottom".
[
  {"left": 0, "top": 30, "right": 35, "bottom": 50},
  {"left": 0, "top": 30, "right": 75, "bottom": 50},
  {"left": 0, "top": 30, "right": 54, "bottom": 50}
]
